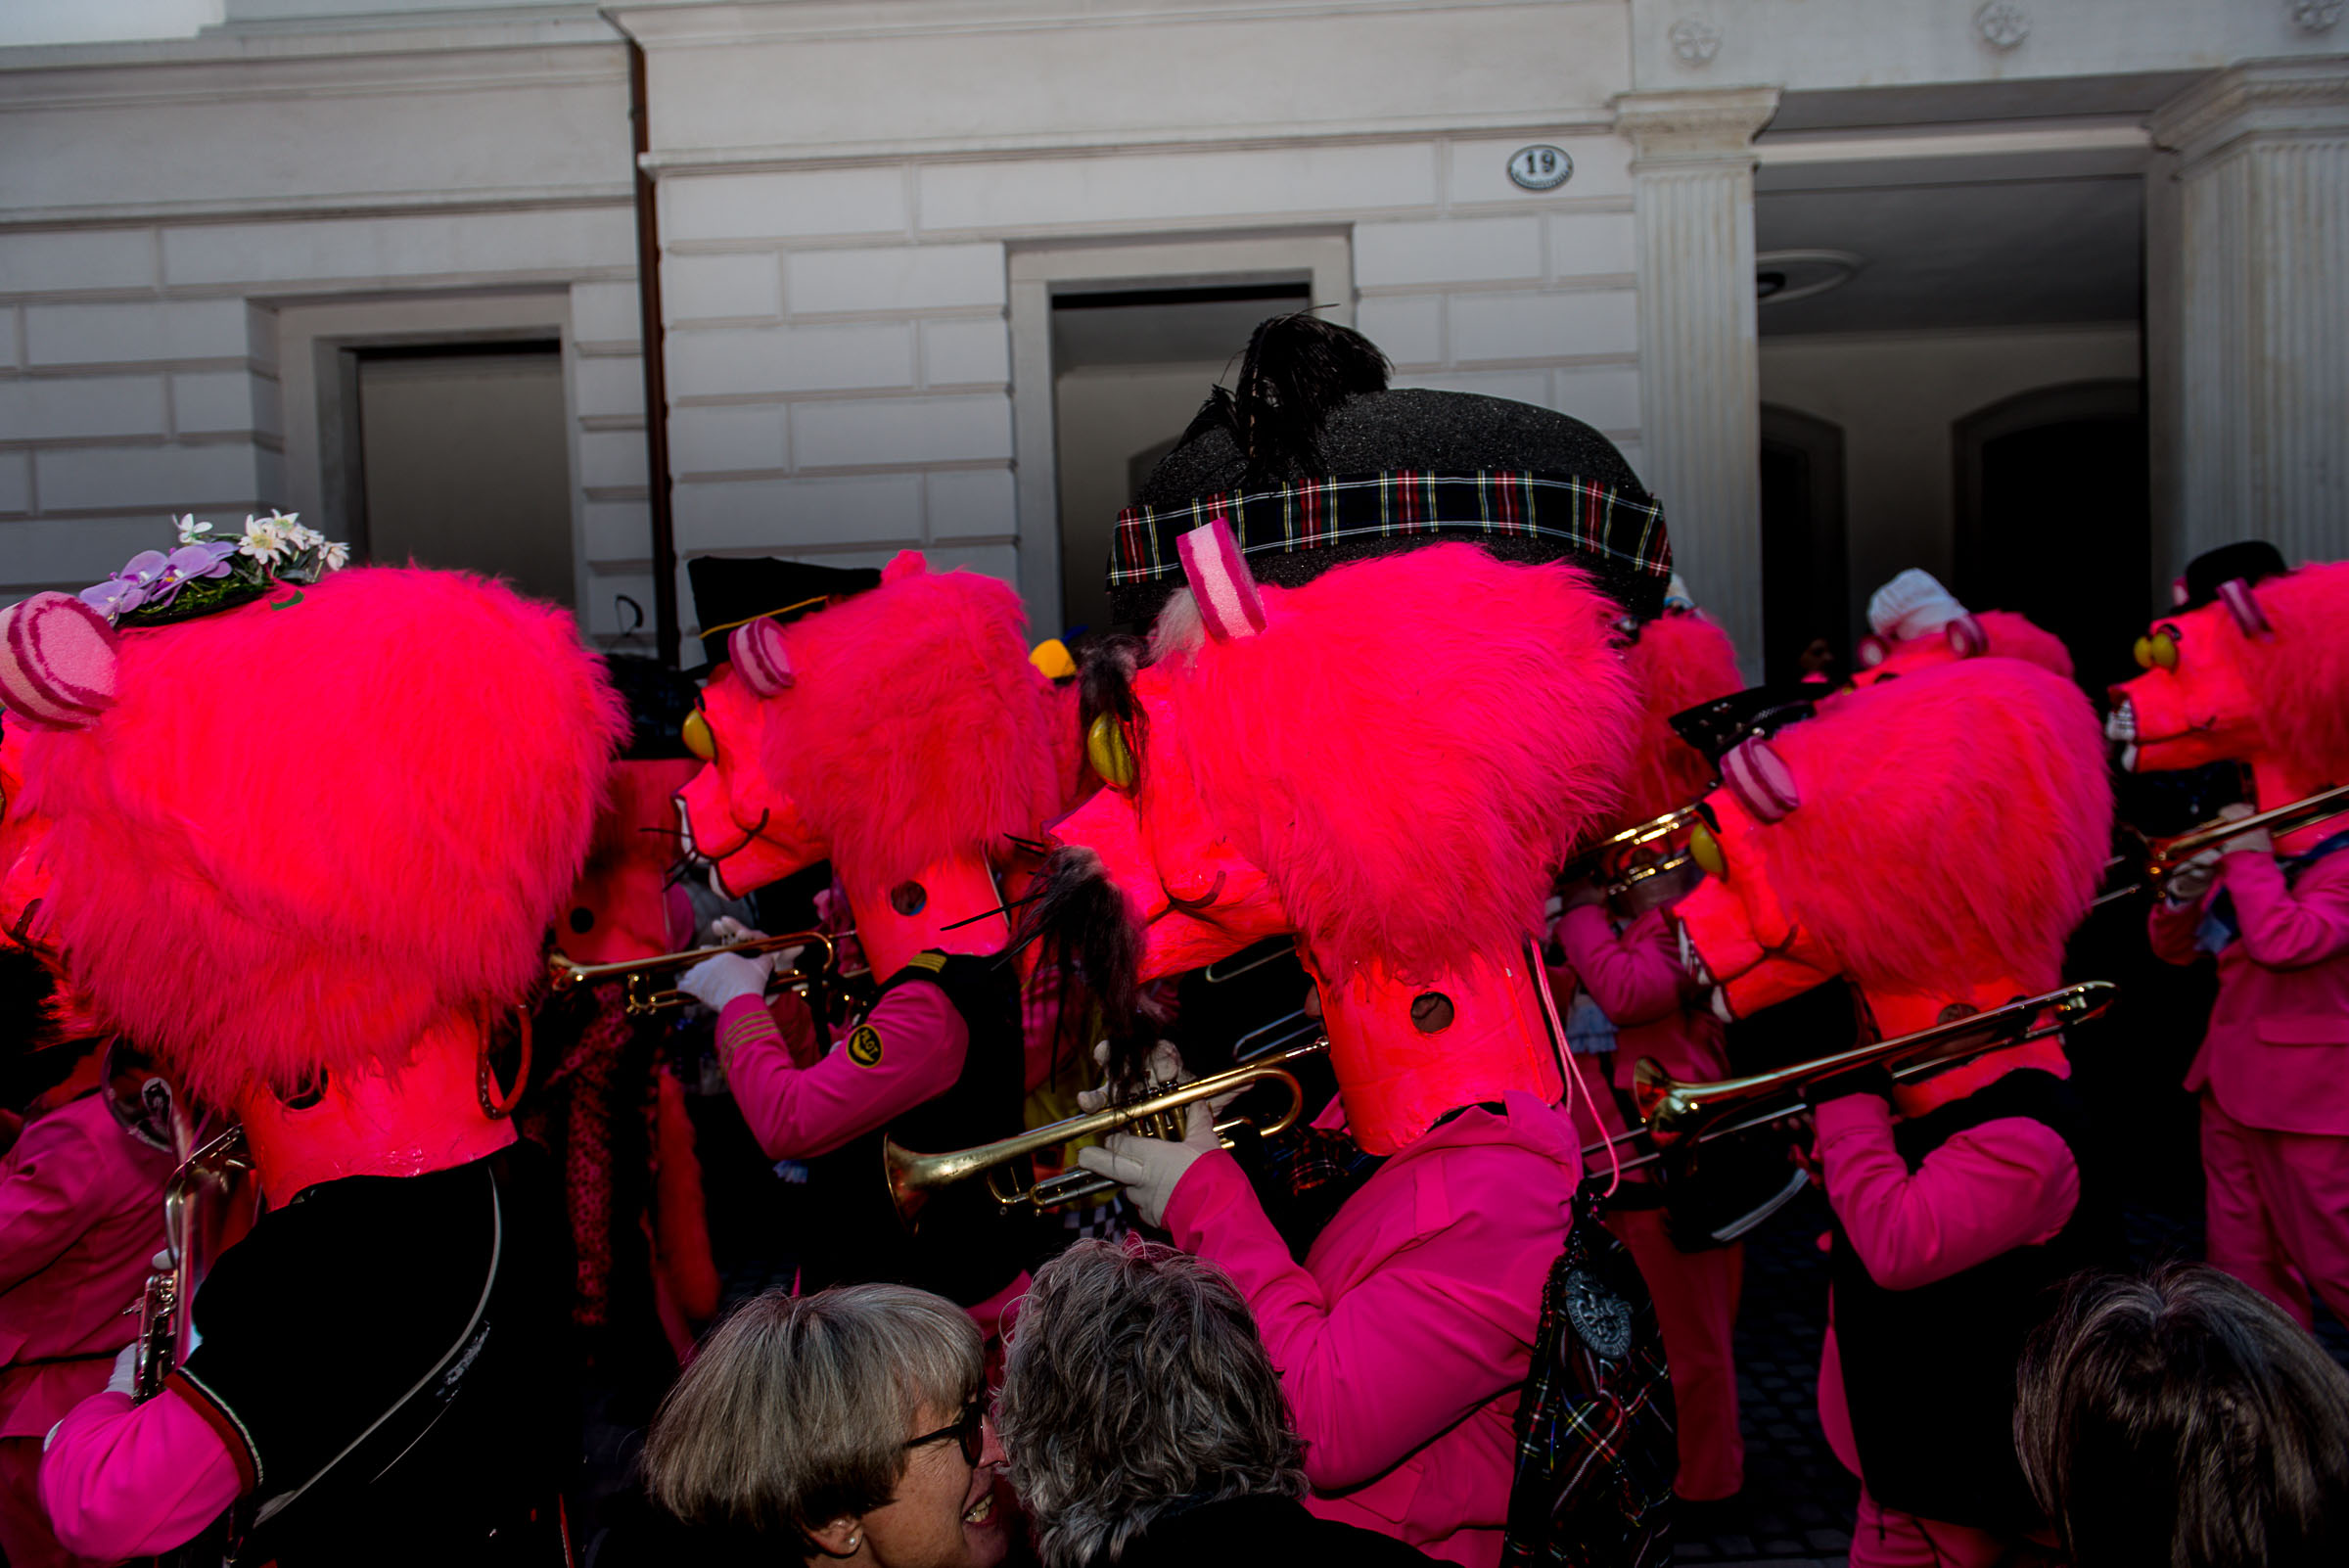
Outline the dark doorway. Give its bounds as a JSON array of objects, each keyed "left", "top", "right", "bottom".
[
  {"left": 1759, "top": 404, "right": 1850, "bottom": 688},
  {"left": 1955, "top": 381, "right": 2147, "bottom": 694},
  {"left": 339, "top": 339, "right": 576, "bottom": 608}
]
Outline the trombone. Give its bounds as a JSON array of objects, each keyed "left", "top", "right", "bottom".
[
  {"left": 1585, "top": 980, "right": 2116, "bottom": 1174},
  {"left": 884, "top": 1037, "right": 1327, "bottom": 1222},
  {"left": 546, "top": 929, "right": 846, "bottom": 1017},
  {"left": 2096, "top": 784, "right": 2349, "bottom": 906}
]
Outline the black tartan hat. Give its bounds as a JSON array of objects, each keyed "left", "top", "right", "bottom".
[
  {"left": 1106, "top": 316, "right": 1672, "bottom": 625},
  {"left": 685, "top": 555, "right": 881, "bottom": 671}
]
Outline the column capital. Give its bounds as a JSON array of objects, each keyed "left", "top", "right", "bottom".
[
  {"left": 1612, "top": 86, "right": 1781, "bottom": 166},
  {"left": 2151, "top": 55, "right": 2349, "bottom": 169}
]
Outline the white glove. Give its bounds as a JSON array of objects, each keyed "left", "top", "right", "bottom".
[
  {"left": 105, "top": 1340, "right": 139, "bottom": 1399},
  {"left": 1077, "top": 1104, "right": 1221, "bottom": 1227},
  {"left": 678, "top": 917, "right": 779, "bottom": 1012},
  {"left": 2217, "top": 802, "right": 2274, "bottom": 859},
  {"left": 2164, "top": 847, "right": 2223, "bottom": 907},
  {"left": 1077, "top": 1038, "right": 1182, "bottom": 1114}
]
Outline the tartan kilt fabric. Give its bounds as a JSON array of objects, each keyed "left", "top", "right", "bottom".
[
  {"left": 1502, "top": 1186, "right": 1677, "bottom": 1567},
  {"left": 1108, "top": 470, "right": 1673, "bottom": 623}
]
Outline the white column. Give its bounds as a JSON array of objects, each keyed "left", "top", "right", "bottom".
[
  {"left": 2151, "top": 58, "right": 2349, "bottom": 575},
  {"left": 1615, "top": 86, "right": 1778, "bottom": 674}
]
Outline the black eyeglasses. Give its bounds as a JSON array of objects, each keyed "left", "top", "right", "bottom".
[{"left": 901, "top": 1399, "right": 986, "bottom": 1467}]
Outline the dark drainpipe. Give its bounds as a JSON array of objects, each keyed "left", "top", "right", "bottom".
[{"left": 615, "top": 23, "right": 680, "bottom": 668}]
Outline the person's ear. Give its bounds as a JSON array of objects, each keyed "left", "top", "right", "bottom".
[{"left": 806, "top": 1515, "right": 865, "bottom": 1560}]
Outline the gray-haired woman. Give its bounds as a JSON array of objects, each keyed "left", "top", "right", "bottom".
[
  {"left": 997, "top": 1240, "right": 1435, "bottom": 1568},
  {"left": 600, "top": 1283, "right": 1010, "bottom": 1568}
]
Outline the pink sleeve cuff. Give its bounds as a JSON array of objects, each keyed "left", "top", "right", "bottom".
[{"left": 1162, "top": 1147, "right": 1248, "bottom": 1245}]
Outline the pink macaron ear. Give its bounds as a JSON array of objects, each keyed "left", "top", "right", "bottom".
[
  {"left": 1945, "top": 614, "right": 1988, "bottom": 659},
  {"left": 2216, "top": 576, "right": 2272, "bottom": 638},
  {"left": 1175, "top": 517, "right": 1266, "bottom": 642},
  {"left": 1720, "top": 735, "right": 1800, "bottom": 823},
  {"left": 0, "top": 592, "right": 120, "bottom": 731},
  {"left": 728, "top": 616, "right": 795, "bottom": 698}
]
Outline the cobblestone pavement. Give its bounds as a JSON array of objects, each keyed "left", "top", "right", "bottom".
[{"left": 1679, "top": 1192, "right": 2349, "bottom": 1568}]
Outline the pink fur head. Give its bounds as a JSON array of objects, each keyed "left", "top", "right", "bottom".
[
  {"left": 1852, "top": 608, "right": 2075, "bottom": 689},
  {"left": 1619, "top": 610, "right": 1743, "bottom": 825},
  {"left": 1682, "top": 659, "right": 2109, "bottom": 1007},
  {"left": 755, "top": 552, "right": 1065, "bottom": 890},
  {"left": 1162, "top": 542, "right": 1639, "bottom": 984},
  {"left": 19, "top": 568, "right": 625, "bottom": 1106},
  {"left": 2110, "top": 562, "right": 2349, "bottom": 789},
  {"left": 2236, "top": 563, "right": 2349, "bottom": 784}
]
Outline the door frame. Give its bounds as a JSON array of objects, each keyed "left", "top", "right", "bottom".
[{"left": 1006, "top": 233, "right": 1353, "bottom": 635}]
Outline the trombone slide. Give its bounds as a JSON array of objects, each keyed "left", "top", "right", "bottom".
[
  {"left": 1585, "top": 981, "right": 2116, "bottom": 1173},
  {"left": 546, "top": 929, "right": 845, "bottom": 1016}
]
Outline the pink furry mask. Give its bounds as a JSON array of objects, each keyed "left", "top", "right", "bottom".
[{"left": 2, "top": 569, "right": 625, "bottom": 1106}]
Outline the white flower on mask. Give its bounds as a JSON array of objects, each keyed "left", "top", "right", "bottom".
[{"left": 174, "top": 514, "right": 215, "bottom": 544}]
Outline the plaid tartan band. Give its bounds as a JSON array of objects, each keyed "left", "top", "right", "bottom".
[{"left": 1109, "top": 470, "right": 1671, "bottom": 593}]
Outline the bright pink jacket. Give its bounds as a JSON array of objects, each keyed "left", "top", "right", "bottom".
[
  {"left": 1811, "top": 1091, "right": 2079, "bottom": 1480},
  {"left": 1164, "top": 1091, "right": 1580, "bottom": 1568},
  {"left": 0, "top": 1092, "right": 173, "bottom": 1441},
  {"left": 2150, "top": 846, "right": 2349, "bottom": 1136},
  {"left": 719, "top": 982, "right": 968, "bottom": 1159},
  {"left": 1555, "top": 904, "right": 1728, "bottom": 1086}
]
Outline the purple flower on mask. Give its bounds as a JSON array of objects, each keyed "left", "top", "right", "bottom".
[
  {"left": 119, "top": 550, "right": 170, "bottom": 586},
  {"left": 79, "top": 576, "right": 147, "bottom": 619},
  {"left": 140, "top": 542, "right": 239, "bottom": 609}
]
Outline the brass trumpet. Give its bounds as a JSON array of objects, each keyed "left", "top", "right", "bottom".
[
  {"left": 1558, "top": 802, "right": 1709, "bottom": 901},
  {"left": 546, "top": 929, "right": 845, "bottom": 1016},
  {"left": 1586, "top": 981, "right": 2116, "bottom": 1174},
  {"left": 884, "top": 1037, "right": 1327, "bottom": 1222},
  {"left": 2096, "top": 784, "right": 2349, "bottom": 905}
]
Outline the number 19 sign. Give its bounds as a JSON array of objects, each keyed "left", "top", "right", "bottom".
[{"left": 1507, "top": 145, "right": 1574, "bottom": 192}]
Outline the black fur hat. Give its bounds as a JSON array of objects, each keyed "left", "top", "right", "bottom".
[{"left": 1108, "top": 314, "right": 1672, "bottom": 625}]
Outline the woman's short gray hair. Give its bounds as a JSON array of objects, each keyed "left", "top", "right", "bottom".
[
  {"left": 644, "top": 1283, "right": 982, "bottom": 1546},
  {"left": 998, "top": 1240, "right": 1306, "bottom": 1567}
]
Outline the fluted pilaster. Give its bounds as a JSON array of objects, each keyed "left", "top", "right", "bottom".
[
  {"left": 1617, "top": 86, "right": 1778, "bottom": 673},
  {"left": 2153, "top": 58, "right": 2349, "bottom": 571}
]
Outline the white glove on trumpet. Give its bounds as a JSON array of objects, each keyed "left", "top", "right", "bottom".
[{"left": 677, "top": 916, "right": 785, "bottom": 1013}]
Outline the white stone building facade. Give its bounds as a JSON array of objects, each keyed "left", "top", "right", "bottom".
[{"left": 3, "top": 0, "right": 2345, "bottom": 678}]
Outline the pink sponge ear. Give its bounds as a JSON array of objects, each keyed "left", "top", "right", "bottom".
[
  {"left": 1176, "top": 517, "right": 1267, "bottom": 642},
  {"left": 728, "top": 616, "right": 795, "bottom": 697},
  {"left": 1721, "top": 735, "right": 1799, "bottom": 822},
  {"left": 0, "top": 592, "right": 119, "bottom": 730}
]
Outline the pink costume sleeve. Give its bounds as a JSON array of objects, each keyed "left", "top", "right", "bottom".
[
  {"left": 1162, "top": 1149, "right": 1541, "bottom": 1491},
  {"left": 38, "top": 1389, "right": 242, "bottom": 1559},
  {"left": 1815, "top": 1095, "right": 2078, "bottom": 1291},
  {"left": 1555, "top": 905, "right": 1682, "bottom": 1028},
  {"left": 717, "top": 982, "right": 967, "bottom": 1160},
  {"left": 2221, "top": 848, "right": 2349, "bottom": 971},
  {"left": 0, "top": 1113, "right": 106, "bottom": 1292},
  {"left": 2147, "top": 890, "right": 2207, "bottom": 967}
]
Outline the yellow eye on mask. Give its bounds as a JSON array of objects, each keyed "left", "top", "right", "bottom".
[
  {"left": 1689, "top": 821, "right": 1727, "bottom": 880},
  {"left": 1085, "top": 714, "right": 1137, "bottom": 791},
  {"left": 2133, "top": 630, "right": 2180, "bottom": 671},
  {"left": 682, "top": 709, "right": 716, "bottom": 762}
]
